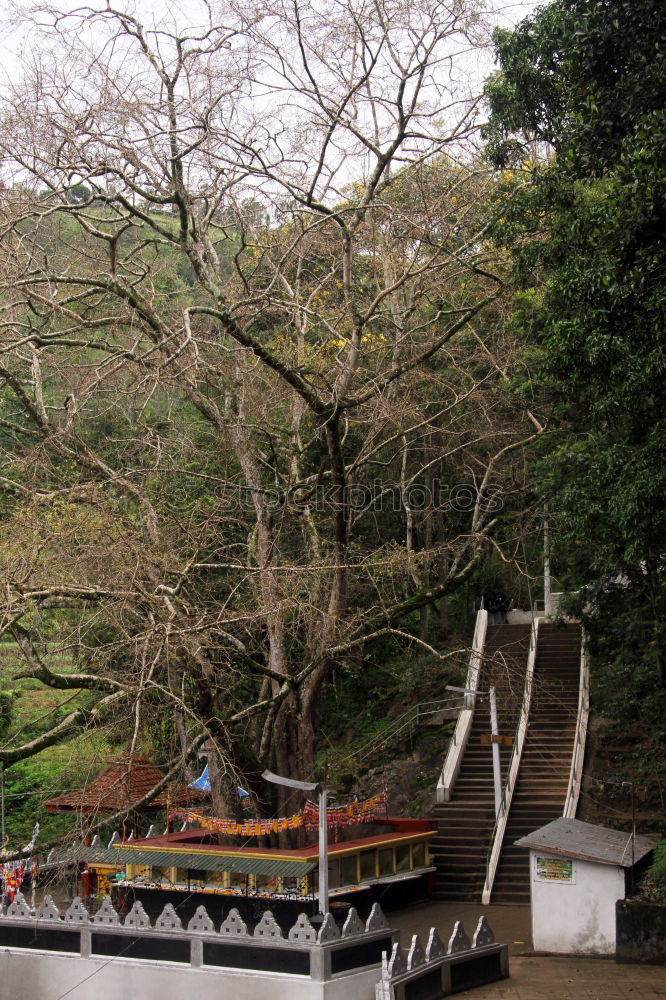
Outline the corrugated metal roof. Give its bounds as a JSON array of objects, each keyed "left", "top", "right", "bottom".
[
  {"left": 515, "top": 818, "right": 659, "bottom": 867},
  {"left": 83, "top": 848, "right": 315, "bottom": 877}
]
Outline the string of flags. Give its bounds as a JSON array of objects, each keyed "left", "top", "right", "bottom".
[
  {"left": 302, "top": 793, "right": 388, "bottom": 831},
  {"left": 173, "top": 791, "right": 388, "bottom": 837}
]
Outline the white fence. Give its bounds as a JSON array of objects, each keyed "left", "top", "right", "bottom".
[
  {"left": 0, "top": 893, "right": 397, "bottom": 1000},
  {"left": 375, "top": 915, "right": 508, "bottom": 1000}
]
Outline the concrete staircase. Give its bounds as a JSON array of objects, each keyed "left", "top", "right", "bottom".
[
  {"left": 491, "top": 622, "right": 581, "bottom": 903},
  {"left": 430, "top": 624, "right": 531, "bottom": 901}
]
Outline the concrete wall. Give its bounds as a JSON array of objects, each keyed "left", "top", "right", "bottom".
[
  {"left": 616, "top": 899, "right": 666, "bottom": 964},
  {"left": 0, "top": 949, "right": 383, "bottom": 1000},
  {"left": 0, "top": 894, "right": 398, "bottom": 1000},
  {"left": 530, "top": 851, "right": 625, "bottom": 955}
]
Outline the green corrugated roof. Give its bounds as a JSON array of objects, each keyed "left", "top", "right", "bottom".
[{"left": 83, "top": 848, "right": 315, "bottom": 877}]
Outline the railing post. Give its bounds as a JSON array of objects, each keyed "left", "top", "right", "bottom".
[
  {"left": 80, "top": 926, "right": 91, "bottom": 959},
  {"left": 488, "top": 687, "right": 503, "bottom": 821}
]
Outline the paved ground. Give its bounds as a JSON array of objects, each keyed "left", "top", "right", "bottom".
[
  {"left": 388, "top": 900, "right": 666, "bottom": 999},
  {"left": 463, "top": 955, "right": 666, "bottom": 999},
  {"left": 388, "top": 899, "right": 533, "bottom": 957}
]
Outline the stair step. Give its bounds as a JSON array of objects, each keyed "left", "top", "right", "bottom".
[{"left": 431, "top": 622, "right": 582, "bottom": 904}]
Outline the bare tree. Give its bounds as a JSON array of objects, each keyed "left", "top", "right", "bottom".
[{"left": 0, "top": 0, "right": 542, "bottom": 818}]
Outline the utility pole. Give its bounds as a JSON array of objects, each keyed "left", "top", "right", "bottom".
[{"left": 262, "top": 770, "right": 329, "bottom": 915}]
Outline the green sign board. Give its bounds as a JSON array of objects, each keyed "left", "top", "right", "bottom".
[{"left": 535, "top": 856, "right": 574, "bottom": 883}]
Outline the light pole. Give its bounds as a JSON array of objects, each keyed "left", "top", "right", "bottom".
[
  {"left": 262, "top": 770, "right": 329, "bottom": 915},
  {"left": 446, "top": 685, "right": 504, "bottom": 820}
]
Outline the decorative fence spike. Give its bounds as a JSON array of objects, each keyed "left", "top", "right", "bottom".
[
  {"left": 180, "top": 822, "right": 188, "bottom": 832},
  {"left": 387, "top": 940, "right": 407, "bottom": 976},
  {"left": 425, "top": 927, "right": 446, "bottom": 962},
  {"left": 473, "top": 915, "right": 495, "bottom": 948},
  {"left": 376, "top": 951, "right": 393, "bottom": 1000},
  {"left": 90, "top": 834, "right": 102, "bottom": 849},
  {"left": 288, "top": 912, "right": 317, "bottom": 943},
  {"left": 254, "top": 911, "right": 283, "bottom": 940},
  {"left": 7, "top": 892, "right": 32, "bottom": 919},
  {"left": 380, "top": 950, "right": 391, "bottom": 983},
  {"left": 107, "top": 831, "right": 119, "bottom": 848},
  {"left": 317, "top": 913, "right": 340, "bottom": 943},
  {"left": 146, "top": 825, "right": 157, "bottom": 838},
  {"left": 366, "top": 902, "right": 389, "bottom": 932},
  {"left": 92, "top": 897, "right": 121, "bottom": 925},
  {"left": 407, "top": 935, "right": 426, "bottom": 970},
  {"left": 342, "top": 907, "right": 365, "bottom": 937},
  {"left": 64, "top": 898, "right": 90, "bottom": 924},
  {"left": 35, "top": 896, "right": 62, "bottom": 922},
  {"left": 219, "top": 908, "right": 248, "bottom": 937},
  {"left": 187, "top": 905, "right": 215, "bottom": 934},
  {"left": 124, "top": 901, "right": 151, "bottom": 929},
  {"left": 448, "top": 920, "right": 471, "bottom": 954},
  {"left": 155, "top": 903, "right": 183, "bottom": 931},
  {"left": 127, "top": 831, "right": 134, "bottom": 841}
]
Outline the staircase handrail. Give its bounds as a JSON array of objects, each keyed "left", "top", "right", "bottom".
[
  {"left": 356, "top": 697, "right": 462, "bottom": 766},
  {"left": 436, "top": 609, "right": 488, "bottom": 803},
  {"left": 481, "top": 614, "right": 540, "bottom": 904},
  {"left": 563, "top": 629, "right": 590, "bottom": 819}
]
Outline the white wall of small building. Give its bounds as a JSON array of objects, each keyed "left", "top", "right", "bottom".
[{"left": 529, "top": 850, "right": 625, "bottom": 955}]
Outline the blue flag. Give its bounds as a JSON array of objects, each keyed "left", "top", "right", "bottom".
[{"left": 189, "top": 764, "right": 211, "bottom": 792}]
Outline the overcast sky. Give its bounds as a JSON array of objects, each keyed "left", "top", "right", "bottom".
[{"left": 0, "top": 0, "right": 540, "bottom": 88}]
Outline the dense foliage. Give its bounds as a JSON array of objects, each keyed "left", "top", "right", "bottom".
[
  {"left": 484, "top": 0, "right": 666, "bottom": 693},
  {"left": 0, "top": 0, "right": 663, "bottom": 852}
]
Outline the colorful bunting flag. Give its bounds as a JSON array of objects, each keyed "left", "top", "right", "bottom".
[{"left": 172, "top": 791, "right": 388, "bottom": 837}]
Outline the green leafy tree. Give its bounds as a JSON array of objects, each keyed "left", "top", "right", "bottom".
[{"left": 483, "top": 0, "right": 666, "bottom": 694}]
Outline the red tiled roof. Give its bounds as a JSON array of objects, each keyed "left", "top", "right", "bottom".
[{"left": 44, "top": 756, "right": 208, "bottom": 814}]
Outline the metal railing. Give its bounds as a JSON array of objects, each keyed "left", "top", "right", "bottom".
[
  {"left": 563, "top": 630, "right": 590, "bottom": 819},
  {"left": 356, "top": 697, "right": 462, "bottom": 767},
  {"left": 481, "top": 614, "right": 540, "bottom": 904},
  {"left": 436, "top": 609, "right": 488, "bottom": 803}
]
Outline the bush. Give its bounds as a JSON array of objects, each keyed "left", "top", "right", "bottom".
[{"left": 645, "top": 840, "right": 666, "bottom": 902}]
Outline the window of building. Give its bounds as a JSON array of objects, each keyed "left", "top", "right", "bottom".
[
  {"left": 360, "top": 850, "right": 376, "bottom": 882},
  {"left": 395, "top": 845, "right": 410, "bottom": 872},
  {"left": 412, "top": 842, "right": 426, "bottom": 869},
  {"left": 340, "top": 854, "right": 358, "bottom": 886},
  {"left": 378, "top": 849, "right": 394, "bottom": 876},
  {"left": 328, "top": 859, "right": 342, "bottom": 889}
]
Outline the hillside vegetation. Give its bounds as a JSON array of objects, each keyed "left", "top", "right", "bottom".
[{"left": 0, "top": 0, "right": 661, "bottom": 856}]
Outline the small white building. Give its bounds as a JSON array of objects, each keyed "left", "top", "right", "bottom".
[{"left": 515, "top": 817, "right": 657, "bottom": 956}]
